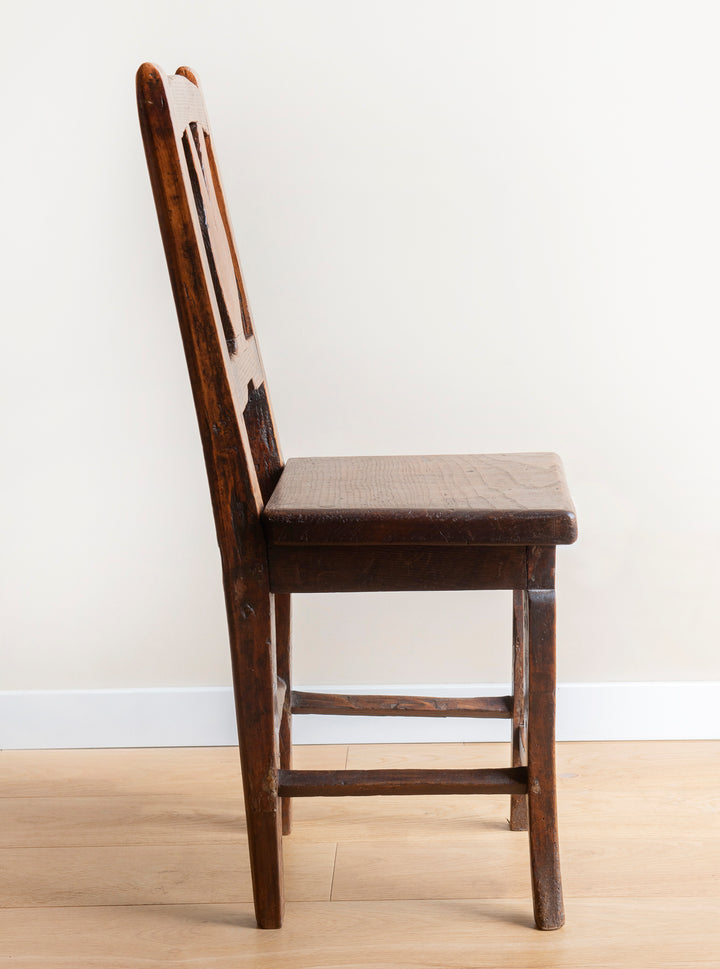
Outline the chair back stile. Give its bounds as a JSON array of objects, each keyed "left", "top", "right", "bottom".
[
  {"left": 137, "top": 64, "right": 282, "bottom": 585},
  {"left": 138, "top": 70, "right": 288, "bottom": 922}
]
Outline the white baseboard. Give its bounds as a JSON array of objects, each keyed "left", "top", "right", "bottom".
[{"left": 1, "top": 682, "right": 718, "bottom": 749}]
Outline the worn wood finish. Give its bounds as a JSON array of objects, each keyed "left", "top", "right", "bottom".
[
  {"left": 278, "top": 768, "right": 528, "bottom": 798},
  {"left": 268, "top": 544, "right": 528, "bottom": 593},
  {"left": 275, "top": 594, "right": 293, "bottom": 835},
  {"left": 510, "top": 589, "right": 529, "bottom": 831},
  {"left": 526, "top": 586, "right": 564, "bottom": 930},
  {"left": 527, "top": 544, "right": 556, "bottom": 590},
  {"left": 292, "top": 691, "right": 513, "bottom": 718},
  {"left": 137, "top": 63, "right": 284, "bottom": 929},
  {"left": 138, "top": 62, "right": 575, "bottom": 932},
  {"left": 263, "top": 454, "right": 577, "bottom": 547}
]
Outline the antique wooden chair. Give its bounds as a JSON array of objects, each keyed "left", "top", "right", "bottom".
[{"left": 136, "top": 63, "right": 577, "bottom": 931}]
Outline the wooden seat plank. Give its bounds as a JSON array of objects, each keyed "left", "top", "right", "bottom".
[{"left": 263, "top": 453, "right": 577, "bottom": 547}]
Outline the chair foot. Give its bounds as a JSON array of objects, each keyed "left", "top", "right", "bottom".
[
  {"left": 535, "top": 910, "right": 565, "bottom": 931},
  {"left": 246, "top": 808, "right": 285, "bottom": 928}
]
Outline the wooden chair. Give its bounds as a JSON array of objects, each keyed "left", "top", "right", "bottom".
[{"left": 136, "top": 63, "right": 578, "bottom": 931}]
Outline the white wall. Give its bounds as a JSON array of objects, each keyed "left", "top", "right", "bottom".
[{"left": 3, "top": 2, "right": 720, "bottom": 727}]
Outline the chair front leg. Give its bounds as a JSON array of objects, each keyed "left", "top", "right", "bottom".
[{"left": 526, "top": 586, "right": 564, "bottom": 930}]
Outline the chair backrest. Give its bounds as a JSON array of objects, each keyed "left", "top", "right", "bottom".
[{"left": 137, "top": 64, "right": 282, "bottom": 581}]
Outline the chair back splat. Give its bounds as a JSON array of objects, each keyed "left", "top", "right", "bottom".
[{"left": 137, "top": 62, "right": 578, "bottom": 933}]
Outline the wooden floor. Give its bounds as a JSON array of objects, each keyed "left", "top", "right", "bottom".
[{"left": 1, "top": 741, "right": 719, "bottom": 967}]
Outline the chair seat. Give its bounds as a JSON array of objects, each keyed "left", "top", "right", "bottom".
[{"left": 263, "top": 452, "right": 577, "bottom": 547}]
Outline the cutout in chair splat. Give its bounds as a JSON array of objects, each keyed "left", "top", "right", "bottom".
[
  {"left": 244, "top": 379, "right": 283, "bottom": 503},
  {"left": 202, "top": 131, "right": 254, "bottom": 340},
  {"left": 182, "top": 123, "right": 253, "bottom": 355}
]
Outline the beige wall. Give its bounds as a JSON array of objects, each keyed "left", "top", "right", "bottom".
[{"left": 3, "top": 0, "right": 719, "bottom": 694}]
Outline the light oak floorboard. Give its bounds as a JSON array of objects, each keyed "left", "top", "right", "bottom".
[
  {"left": 331, "top": 836, "right": 720, "bottom": 900},
  {"left": 6, "top": 788, "right": 714, "bottom": 847},
  {"left": 0, "top": 842, "right": 336, "bottom": 907},
  {"left": 0, "top": 899, "right": 718, "bottom": 968},
  {"left": 1, "top": 742, "right": 719, "bottom": 967},
  {"left": 290, "top": 789, "right": 720, "bottom": 841},
  {"left": 347, "top": 739, "right": 718, "bottom": 788},
  {"left": 0, "top": 745, "right": 348, "bottom": 797},
  {"left": 0, "top": 795, "right": 246, "bottom": 848}
]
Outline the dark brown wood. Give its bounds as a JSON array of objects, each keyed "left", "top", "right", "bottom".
[
  {"left": 138, "top": 62, "right": 573, "bottom": 933},
  {"left": 527, "top": 545, "right": 557, "bottom": 589},
  {"left": 292, "top": 691, "right": 513, "bottom": 718},
  {"left": 263, "top": 454, "right": 577, "bottom": 547},
  {"left": 275, "top": 594, "right": 292, "bottom": 836},
  {"left": 510, "top": 589, "right": 529, "bottom": 831},
  {"left": 278, "top": 768, "right": 528, "bottom": 797},
  {"left": 268, "top": 544, "right": 527, "bottom": 593},
  {"left": 526, "top": 588, "right": 564, "bottom": 930},
  {"left": 137, "top": 63, "right": 284, "bottom": 929}
]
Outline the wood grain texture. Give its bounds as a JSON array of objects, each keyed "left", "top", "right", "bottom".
[
  {"left": 275, "top": 594, "right": 293, "bottom": 835},
  {"left": 268, "top": 544, "right": 527, "bottom": 593},
  {"left": 344, "top": 742, "right": 506, "bottom": 771},
  {"left": 330, "top": 838, "right": 720, "bottom": 901},
  {"left": 510, "top": 589, "right": 529, "bottom": 831},
  {"left": 0, "top": 842, "right": 336, "bottom": 907},
  {"left": 289, "top": 741, "right": 720, "bottom": 842},
  {"left": 526, "top": 589, "right": 564, "bottom": 930},
  {"left": 278, "top": 768, "right": 527, "bottom": 797},
  {"left": 2, "top": 899, "right": 718, "bottom": 969},
  {"left": 527, "top": 545, "right": 556, "bottom": 589},
  {"left": 0, "top": 747, "right": 246, "bottom": 797},
  {"left": 0, "top": 795, "right": 246, "bottom": 847},
  {"left": 263, "top": 453, "right": 577, "bottom": 546},
  {"left": 138, "top": 62, "right": 286, "bottom": 929},
  {"left": 0, "top": 745, "right": 348, "bottom": 798},
  {"left": 291, "top": 691, "right": 513, "bottom": 718},
  {"left": 4, "top": 755, "right": 716, "bottom": 850}
]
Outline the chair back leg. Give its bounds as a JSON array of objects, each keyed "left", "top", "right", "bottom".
[
  {"left": 227, "top": 585, "right": 285, "bottom": 928},
  {"left": 510, "top": 589, "right": 529, "bottom": 831},
  {"left": 275, "top": 593, "right": 293, "bottom": 835}
]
